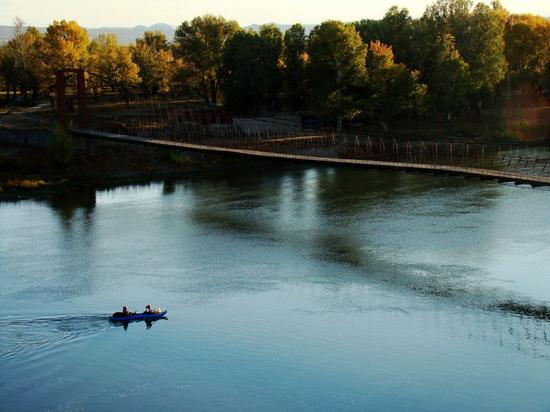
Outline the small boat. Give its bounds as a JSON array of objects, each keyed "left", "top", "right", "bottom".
[{"left": 109, "top": 310, "right": 167, "bottom": 322}]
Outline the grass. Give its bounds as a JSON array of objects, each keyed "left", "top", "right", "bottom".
[{"left": 1, "top": 178, "right": 48, "bottom": 190}]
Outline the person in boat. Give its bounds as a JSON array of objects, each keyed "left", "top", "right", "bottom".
[
  {"left": 144, "top": 304, "right": 161, "bottom": 314},
  {"left": 111, "top": 306, "right": 133, "bottom": 318}
]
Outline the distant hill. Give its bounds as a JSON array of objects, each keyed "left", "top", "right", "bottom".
[
  {"left": 0, "top": 22, "right": 316, "bottom": 44},
  {"left": 86, "top": 23, "right": 176, "bottom": 43},
  {"left": 0, "top": 23, "right": 175, "bottom": 44}
]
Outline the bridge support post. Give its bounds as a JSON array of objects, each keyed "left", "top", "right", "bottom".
[
  {"left": 77, "top": 70, "right": 88, "bottom": 129},
  {"left": 55, "top": 71, "right": 67, "bottom": 128}
]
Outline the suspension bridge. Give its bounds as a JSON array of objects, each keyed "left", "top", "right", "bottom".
[{"left": 71, "top": 127, "right": 550, "bottom": 187}]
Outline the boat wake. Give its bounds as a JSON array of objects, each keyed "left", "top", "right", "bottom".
[{"left": 0, "top": 314, "right": 110, "bottom": 361}]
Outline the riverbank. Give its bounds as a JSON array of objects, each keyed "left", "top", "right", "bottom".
[
  {"left": 0, "top": 141, "right": 216, "bottom": 201},
  {"left": 2, "top": 100, "right": 548, "bottom": 202}
]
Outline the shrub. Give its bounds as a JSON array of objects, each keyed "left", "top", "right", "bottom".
[{"left": 49, "top": 124, "right": 75, "bottom": 163}]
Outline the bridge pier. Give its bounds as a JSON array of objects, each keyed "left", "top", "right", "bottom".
[{"left": 55, "top": 69, "right": 88, "bottom": 129}]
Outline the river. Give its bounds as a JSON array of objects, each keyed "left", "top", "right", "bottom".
[{"left": 1, "top": 166, "right": 549, "bottom": 411}]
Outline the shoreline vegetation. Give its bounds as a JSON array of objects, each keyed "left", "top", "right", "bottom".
[{"left": 0, "top": 1, "right": 548, "bottom": 132}]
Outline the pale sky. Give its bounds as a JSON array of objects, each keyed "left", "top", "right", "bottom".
[{"left": 0, "top": 0, "right": 549, "bottom": 27}]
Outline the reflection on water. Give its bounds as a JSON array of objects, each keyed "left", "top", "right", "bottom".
[
  {"left": 496, "top": 300, "right": 550, "bottom": 321},
  {"left": 1, "top": 166, "right": 550, "bottom": 411},
  {"left": 48, "top": 187, "right": 96, "bottom": 232},
  {"left": 162, "top": 179, "right": 176, "bottom": 195},
  {"left": 110, "top": 318, "right": 167, "bottom": 331},
  {"left": 181, "top": 170, "right": 550, "bottom": 323}
]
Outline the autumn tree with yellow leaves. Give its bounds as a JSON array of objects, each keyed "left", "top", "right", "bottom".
[{"left": 88, "top": 34, "right": 140, "bottom": 106}]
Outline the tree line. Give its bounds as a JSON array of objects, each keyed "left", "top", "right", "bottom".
[{"left": 1, "top": 0, "right": 550, "bottom": 131}]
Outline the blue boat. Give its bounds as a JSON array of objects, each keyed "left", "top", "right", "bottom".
[{"left": 110, "top": 310, "right": 167, "bottom": 322}]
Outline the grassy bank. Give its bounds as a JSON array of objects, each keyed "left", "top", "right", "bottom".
[{"left": 0, "top": 139, "right": 218, "bottom": 200}]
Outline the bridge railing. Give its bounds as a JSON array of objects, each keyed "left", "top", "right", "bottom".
[{"left": 84, "top": 102, "right": 550, "bottom": 180}]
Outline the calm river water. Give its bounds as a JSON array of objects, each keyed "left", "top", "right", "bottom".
[{"left": 1, "top": 166, "right": 550, "bottom": 411}]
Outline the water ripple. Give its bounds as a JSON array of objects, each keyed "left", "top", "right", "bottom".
[{"left": 0, "top": 314, "right": 110, "bottom": 360}]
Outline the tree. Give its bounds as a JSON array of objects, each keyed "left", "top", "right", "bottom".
[
  {"left": 219, "top": 30, "right": 269, "bottom": 114},
  {"left": 174, "top": 15, "right": 239, "bottom": 106},
  {"left": 0, "top": 19, "right": 45, "bottom": 103},
  {"left": 16, "top": 27, "right": 45, "bottom": 101},
  {"left": 170, "top": 58, "right": 197, "bottom": 97},
  {"left": 219, "top": 26, "right": 285, "bottom": 114},
  {"left": 543, "top": 61, "right": 550, "bottom": 96},
  {"left": 421, "top": 0, "right": 507, "bottom": 106},
  {"left": 381, "top": 8, "right": 418, "bottom": 67},
  {"left": 424, "top": 34, "right": 471, "bottom": 116},
  {"left": 131, "top": 31, "right": 174, "bottom": 97},
  {"left": 307, "top": 21, "right": 367, "bottom": 131},
  {"left": 504, "top": 14, "right": 550, "bottom": 94},
  {"left": 88, "top": 34, "right": 140, "bottom": 106},
  {"left": 41, "top": 20, "right": 89, "bottom": 71},
  {"left": 423, "top": 0, "right": 473, "bottom": 34},
  {"left": 364, "top": 41, "right": 427, "bottom": 133},
  {"left": 461, "top": 2, "right": 507, "bottom": 93},
  {"left": 353, "top": 19, "right": 382, "bottom": 45},
  {"left": 283, "top": 24, "right": 308, "bottom": 111},
  {"left": 259, "top": 24, "right": 284, "bottom": 111},
  {"left": 0, "top": 43, "right": 17, "bottom": 103}
]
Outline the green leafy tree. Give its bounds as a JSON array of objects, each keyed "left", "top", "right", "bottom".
[
  {"left": 307, "top": 21, "right": 367, "bottom": 131},
  {"left": 424, "top": 34, "right": 471, "bottom": 116},
  {"left": 365, "top": 41, "right": 427, "bottom": 133},
  {"left": 174, "top": 15, "right": 239, "bottom": 105},
  {"left": 283, "top": 24, "right": 308, "bottom": 110},
  {"left": 380, "top": 7, "right": 418, "bottom": 68},
  {"left": 219, "top": 26, "right": 286, "bottom": 114},
  {"left": 462, "top": 2, "right": 507, "bottom": 93},
  {"left": 423, "top": 0, "right": 472, "bottom": 36},
  {"left": 353, "top": 19, "right": 382, "bottom": 45},
  {"left": 219, "top": 30, "right": 269, "bottom": 114},
  {"left": 421, "top": 0, "right": 507, "bottom": 108},
  {"left": 259, "top": 24, "right": 284, "bottom": 111}
]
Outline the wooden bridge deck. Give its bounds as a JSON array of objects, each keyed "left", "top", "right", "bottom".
[{"left": 72, "top": 128, "right": 550, "bottom": 187}]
